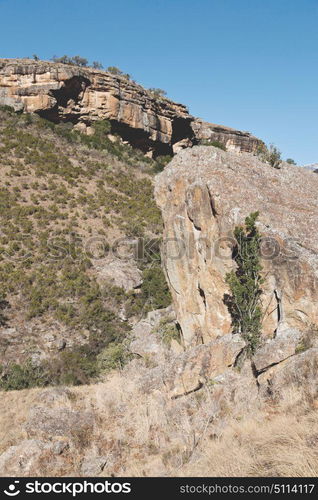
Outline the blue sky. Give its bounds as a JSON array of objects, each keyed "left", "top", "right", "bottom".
[{"left": 0, "top": 0, "right": 317, "bottom": 164}]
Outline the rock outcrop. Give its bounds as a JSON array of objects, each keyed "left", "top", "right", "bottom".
[
  {"left": 155, "top": 146, "right": 318, "bottom": 347},
  {"left": 303, "top": 163, "right": 318, "bottom": 173},
  {"left": 191, "top": 120, "right": 262, "bottom": 153},
  {"left": 0, "top": 58, "right": 262, "bottom": 156},
  {"left": 164, "top": 333, "right": 246, "bottom": 398}
]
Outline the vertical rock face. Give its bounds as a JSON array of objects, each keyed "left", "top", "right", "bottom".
[
  {"left": 155, "top": 146, "right": 318, "bottom": 346},
  {"left": 0, "top": 58, "right": 262, "bottom": 156}
]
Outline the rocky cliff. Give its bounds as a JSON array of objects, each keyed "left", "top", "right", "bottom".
[
  {"left": 0, "top": 58, "right": 262, "bottom": 156},
  {"left": 155, "top": 146, "right": 318, "bottom": 347},
  {"left": 0, "top": 109, "right": 318, "bottom": 477}
]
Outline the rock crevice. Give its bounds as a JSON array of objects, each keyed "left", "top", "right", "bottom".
[{"left": 155, "top": 146, "right": 318, "bottom": 347}]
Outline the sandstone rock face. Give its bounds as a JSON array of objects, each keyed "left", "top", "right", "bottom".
[
  {"left": 253, "top": 327, "right": 302, "bottom": 373},
  {"left": 155, "top": 146, "right": 318, "bottom": 346},
  {"left": 0, "top": 59, "right": 262, "bottom": 156},
  {"left": 130, "top": 306, "right": 177, "bottom": 360},
  {"left": 191, "top": 120, "right": 262, "bottom": 153},
  {"left": 257, "top": 347, "right": 318, "bottom": 402},
  {"left": 164, "top": 334, "right": 245, "bottom": 398}
]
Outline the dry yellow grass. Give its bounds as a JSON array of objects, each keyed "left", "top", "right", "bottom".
[{"left": 1, "top": 362, "right": 317, "bottom": 477}]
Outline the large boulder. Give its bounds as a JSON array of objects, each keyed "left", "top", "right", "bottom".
[
  {"left": 257, "top": 347, "right": 318, "bottom": 404},
  {"left": 253, "top": 327, "right": 302, "bottom": 373},
  {"left": 155, "top": 146, "right": 318, "bottom": 346},
  {"left": 25, "top": 406, "right": 95, "bottom": 442},
  {"left": 0, "top": 440, "right": 53, "bottom": 476},
  {"left": 164, "top": 334, "right": 245, "bottom": 398},
  {"left": 130, "top": 306, "right": 178, "bottom": 360}
]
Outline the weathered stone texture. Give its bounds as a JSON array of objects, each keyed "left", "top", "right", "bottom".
[
  {"left": 155, "top": 146, "right": 318, "bottom": 346},
  {"left": 0, "top": 58, "right": 262, "bottom": 155}
]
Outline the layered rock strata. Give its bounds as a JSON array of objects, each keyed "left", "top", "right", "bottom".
[{"left": 0, "top": 58, "right": 262, "bottom": 156}]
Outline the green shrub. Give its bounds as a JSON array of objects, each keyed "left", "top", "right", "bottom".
[
  {"left": 156, "top": 318, "right": 180, "bottom": 346},
  {"left": 47, "top": 350, "right": 98, "bottom": 386},
  {"left": 225, "top": 212, "right": 264, "bottom": 354},
  {"left": 51, "top": 55, "right": 88, "bottom": 67},
  {"left": 107, "top": 66, "right": 130, "bottom": 79},
  {"left": 140, "top": 266, "right": 172, "bottom": 311},
  {"left": 153, "top": 155, "right": 172, "bottom": 173},
  {"left": 257, "top": 144, "right": 282, "bottom": 169},
  {"left": 200, "top": 139, "right": 226, "bottom": 151},
  {"left": 148, "top": 88, "right": 167, "bottom": 98},
  {"left": 97, "top": 342, "right": 130, "bottom": 372},
  {"left": 92, "top": 61, "right": 103, "bottom": 69},
  {"left": 0, "top": 360, "right": 50, "bottom": 391}
]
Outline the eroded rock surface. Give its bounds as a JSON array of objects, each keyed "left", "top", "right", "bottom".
[
  {"left": 155, "top": 146, "right": 318, "bottom": 346},
  {"left": 192, "top": 120, "right": 262, "bottom": 153},
  {"left": 0, "top": 59, "right": 262, "bottom": 156},
  {"left": 164, "top": 333, "right": 245, "bottom": 398}
]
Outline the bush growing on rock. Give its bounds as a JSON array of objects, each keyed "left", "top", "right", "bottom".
[
  {"left": 199, "top": 139, "right": 227, "bottom": 151},
  {"left": 51, "top": 55, "right": 88, "bottom": 67},
  {"left": 97, "top": 342, "right": 130, "bottom": 372},
  {"left": 225, "top": 212, "right": 264, "bottom": 354},
  {"left": 148, "top": 88, "right": 167, "bottom": 98},
  {"left": 106, "top": 66, "right": 130, "bottom": 79},
  {"left": 92, "top": 61, "right": 103, "bottom": 69}
]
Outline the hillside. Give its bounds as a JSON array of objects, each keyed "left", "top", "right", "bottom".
[
  {"left": 0, "top": 106, "right": 171, "bottom": 388},
  {"left": 0, "top": 67, "right": 317, "bottom": 478}
]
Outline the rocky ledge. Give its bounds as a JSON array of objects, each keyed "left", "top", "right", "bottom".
[{"left": 0, "top": 58, "right": 262, "bottom": 156}]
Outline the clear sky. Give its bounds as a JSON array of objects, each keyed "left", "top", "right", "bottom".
[{"left": 0, "top": 0, "right": 317, "bottom": 164}]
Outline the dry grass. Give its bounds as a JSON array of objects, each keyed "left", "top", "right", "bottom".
[
  {"left": 1, "top": 361, "right": 317, "bottom": 477},
  {"left": 179, "top": 413, "right": 318, "bottom": 477}
]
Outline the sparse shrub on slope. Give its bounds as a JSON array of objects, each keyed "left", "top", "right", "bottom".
[
  {"left": 257, "top": 143, "right": 282, "bottom": 169},
  {"left": 148, "top": 88, "right": 167, "bottom": 99},
  {"left": 106, "top": 66, "right": 131, "bottom": 80},
  {"left": 0, "top": 360, "right": 50, "bottom": 391},
  {"left": 0, "top": 107, "right": 171, "bottom": 390}
]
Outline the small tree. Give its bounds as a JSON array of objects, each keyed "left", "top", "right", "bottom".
[
  {"left": 52, "top": 55, "right": 88, "bottom": 67},
  {"left": 92, "top": 61, "right": 103, "bottom": 69},
  {"left": 268, "top": 144, "right": 282, "bottom": 169},
  {"left": 107, "top": 66, "right": 123, "bottom": 75},
  {"left": 286, "top": 158, "right": 296, "bottom": 165},
  {"left": 52, "top": 55, "right": 72, "bottom": 65},
  {"left": 106, "top": 66, "right": 130, "bottom": 79},
  {"left": 71, "top": 55, "right": 88, "bottom": 67},
  {"left": 149, "top": 88, "right": 167, "bottom": 98},
  {"left": 225, "top": 212, "right": 264, "bottom": 354},
  {"left": 33, "top": 54, "right": 39, "bottom": 61},
  {"left": 257, "top": 143, "right": 282, "bottom": 169}
]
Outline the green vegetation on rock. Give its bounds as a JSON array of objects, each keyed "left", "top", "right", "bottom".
[{"left": 225, "top": 212, "right": 264, "bottom": 354}]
